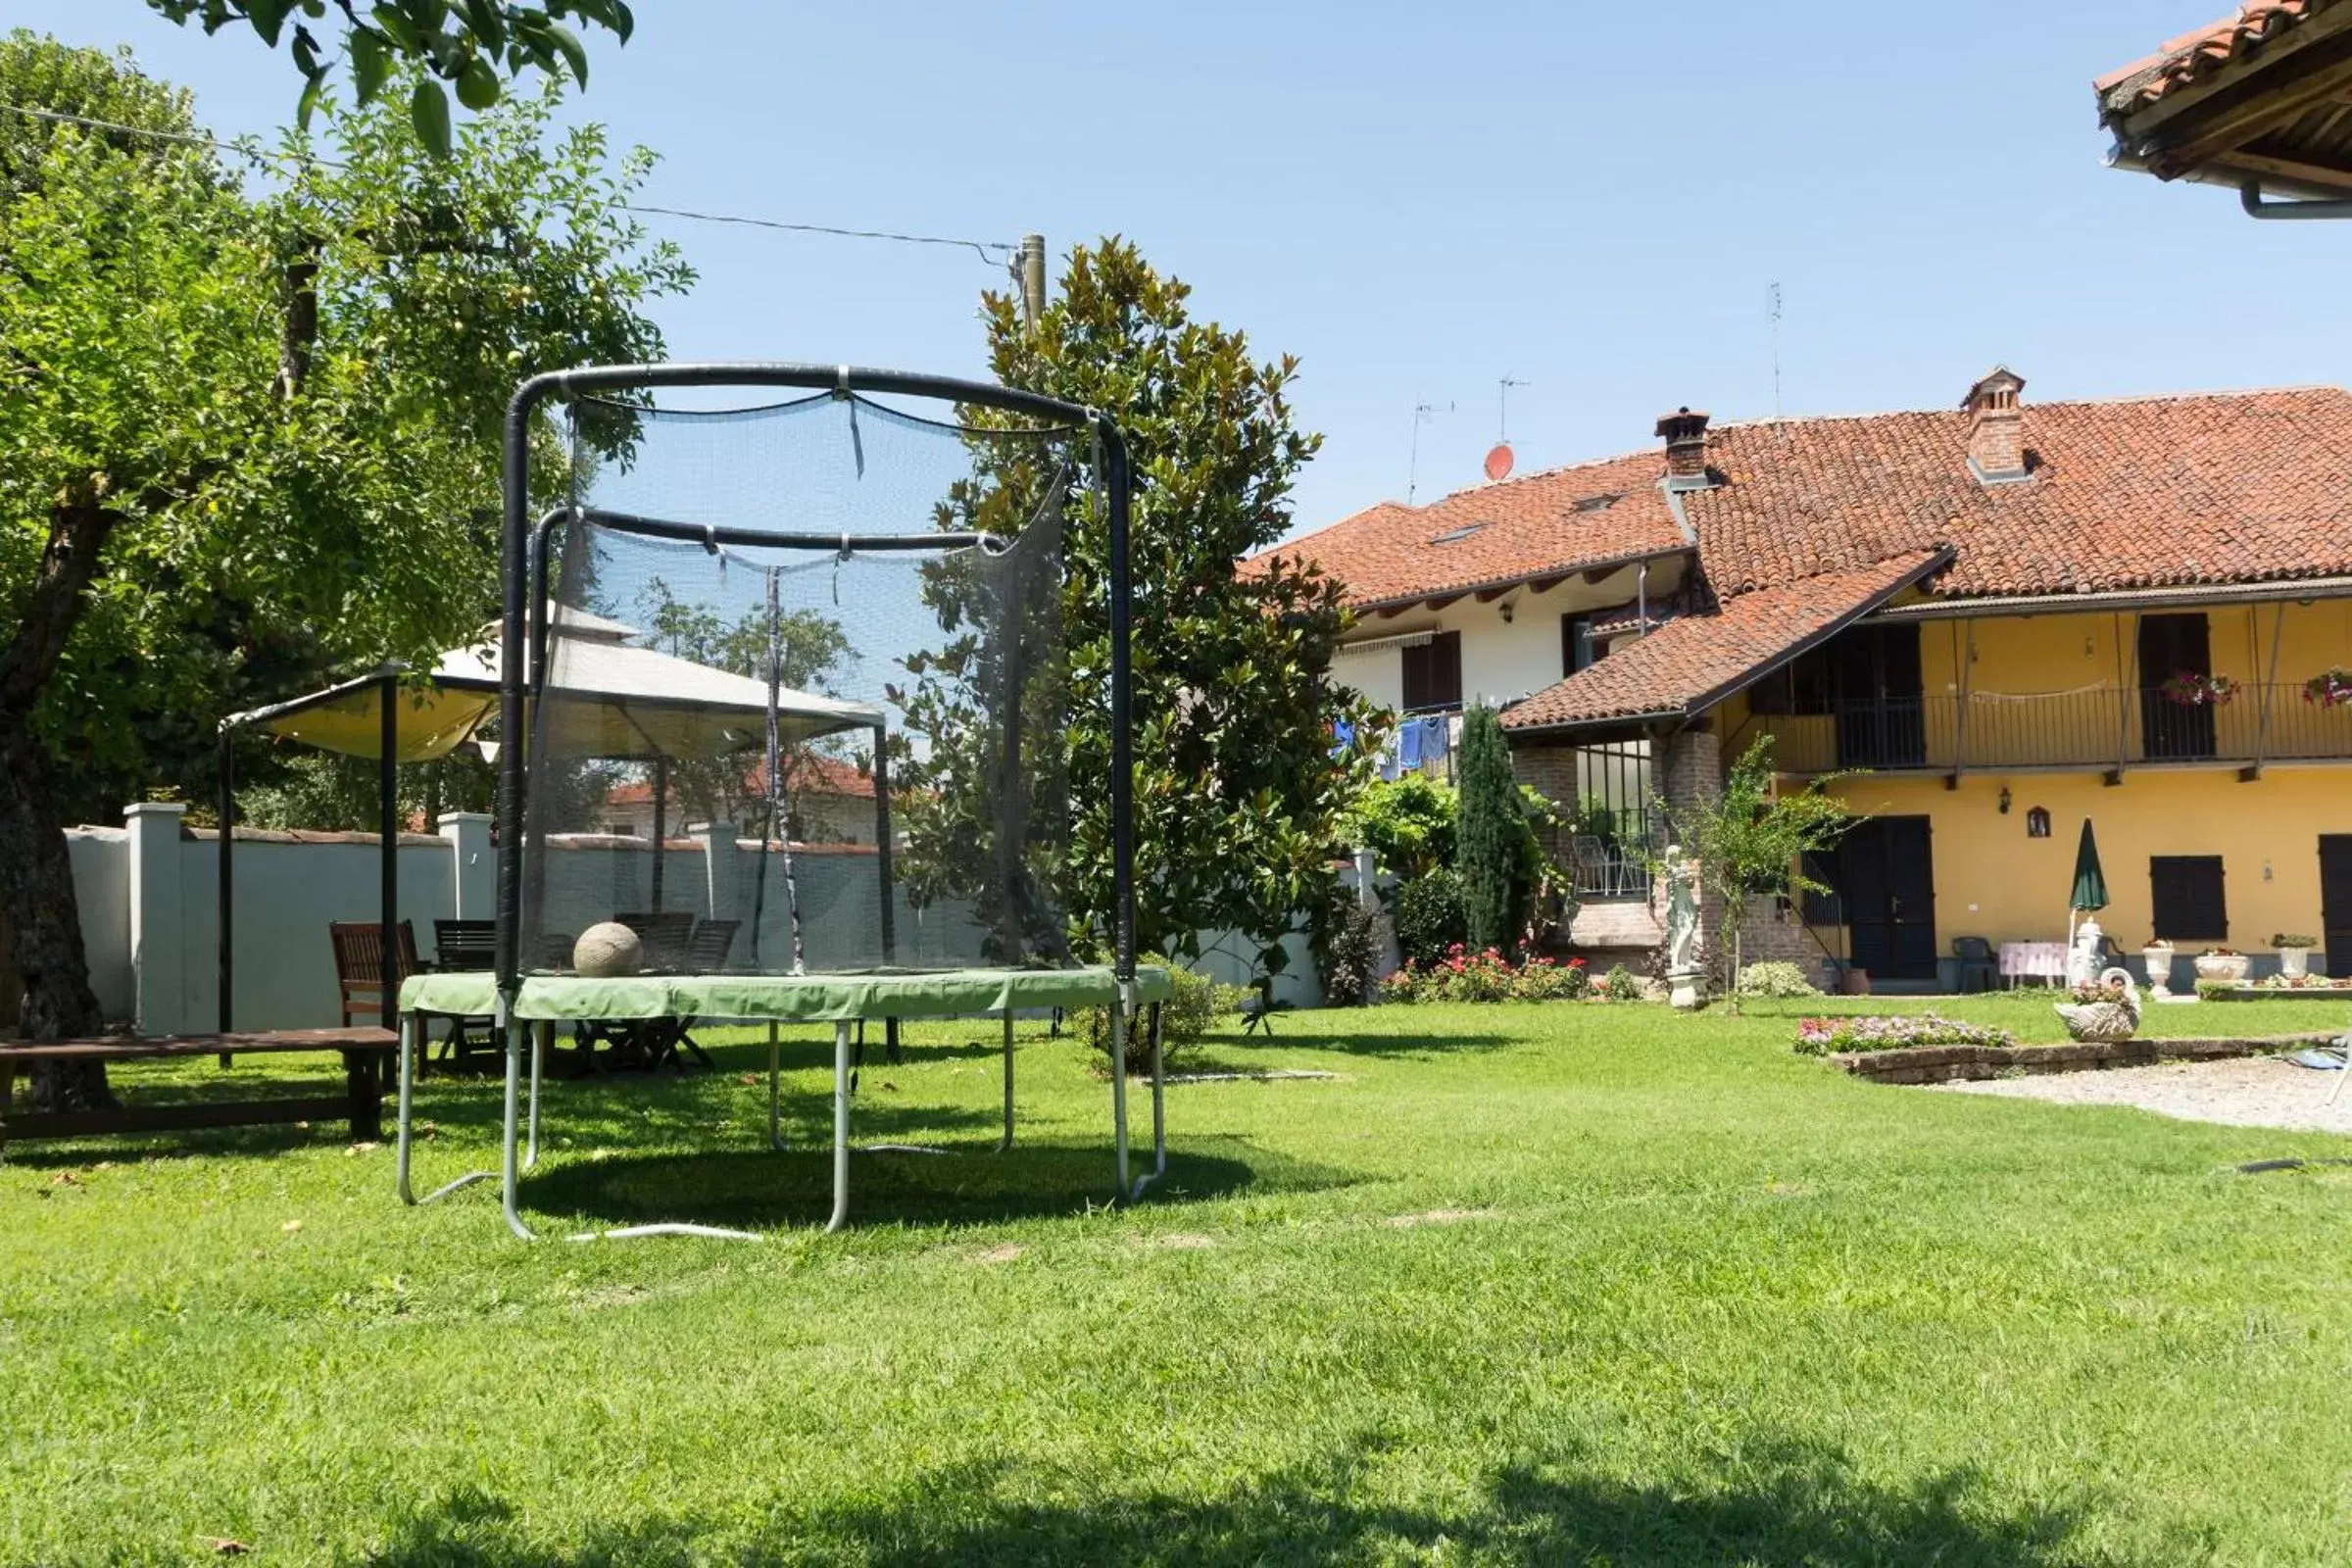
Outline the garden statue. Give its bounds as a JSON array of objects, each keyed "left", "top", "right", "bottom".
[
  {"left": 1664, "top": 844, "right": 1703, "bottom": 1010},
  {"left": 2066, "top": 915, "right": 2105, "bottom": 988}
]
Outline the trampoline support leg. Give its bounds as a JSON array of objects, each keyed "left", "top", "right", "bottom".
[
  {"left": 1111, "top": 980, "right": 1132, "bottom": 1202},
  {"left": 501, "top": 1015, "right": 536, "bottom": 1241},
  {"left": 395, "top": 1010, "right": 416, "bottom": 1204},
  {"left": 767, "top": 1022, "right": 784, "bottom": 1152},
  {"left": 997, "top": 1009, "right": 1014, "bottom": 1153},
  {"left": 1133, "top": 999, "right": 1167, "bottom": 1201},
  {"left": 526, "top": 1020, "right": 548, "bottom": 1171},
  {"left": 825, "top": 1019, "right": 852, "bottom": 1233}
]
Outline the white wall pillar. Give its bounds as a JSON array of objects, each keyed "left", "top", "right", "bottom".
[
  {"left": 693, "top": 821, "right": 740, "bottom": 926},
  {"left": 124, "top": 802, "right": 189, "bottom": 1036},
  {"left": 440, "top": 811, "right": 494, "bottom": 920}
]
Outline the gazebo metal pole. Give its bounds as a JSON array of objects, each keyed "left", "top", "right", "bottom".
[
  {"left": 217, "top": 728, "right": 234, "bottom": 1055},
  {"left": 872, "top": 720, "right": 899, "bottom": 1059},
  {"left": 380, "top": 671, "right": 401, "bottom": 1080},
  {"left": 650, "top": 755, "right": 668, "bottom": 910}
]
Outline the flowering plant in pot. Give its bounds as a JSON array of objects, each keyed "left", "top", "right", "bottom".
[
  {"left": 2304, "top": 668, "right": 2352, "bottom": 710},
  {"left": 2159, "top": 670, "right": 2238, "bottom": 707},
  {"left": 2271, "top": 932, "right": 2319, "bottom": 979},
  {"left": 2192, "top": 947, "right": 2249, "bottom": 984}
]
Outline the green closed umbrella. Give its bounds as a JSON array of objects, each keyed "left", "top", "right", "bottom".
[
  {"left": 2071, "top": 820, "right": 2110, "bottom": 914},
  {"left": 2067, "top": 819, "right": 2110, "bottom": 966}
]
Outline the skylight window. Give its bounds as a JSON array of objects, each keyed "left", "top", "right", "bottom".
[
  {"left": 1572, "top": 492, "right": 1624, "bottom": 514},
  {"left": 1428, "top": 522, "right": 1489, "bottom": 545}
]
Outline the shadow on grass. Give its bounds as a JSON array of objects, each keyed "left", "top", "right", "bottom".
[
  {"left": 1250, "top": 1025, "right": 1519, "bottom": 1058},
  {"left": 366, "top": 1438, "right": 2083, "bottom": 1566},
  {"left": 514, "top": 1131, "right": 1351, "bottom": 1232}
]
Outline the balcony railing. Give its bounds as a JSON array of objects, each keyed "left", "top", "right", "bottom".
[{"left": 1749, "top": 686, "right": 2352, "bottom": 775}]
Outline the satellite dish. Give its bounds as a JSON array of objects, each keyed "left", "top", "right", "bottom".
[{"left": 1484, "top": 443, "right": 1514, "bottom": 482}]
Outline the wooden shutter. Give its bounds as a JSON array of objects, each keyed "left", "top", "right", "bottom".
[
  {"left": 1402, "top": 631, "right": 1462, "bottom": 712},
  {"left": 2150, "top": 856, "right": 2227, "bottom": 942}
]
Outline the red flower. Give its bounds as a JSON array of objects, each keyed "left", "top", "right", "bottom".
[{"left": 1569, "top": 956, "right": 1588, "bottom": 968}]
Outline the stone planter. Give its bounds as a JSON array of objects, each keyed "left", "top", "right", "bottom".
[
  {"left": 2141, "top": 945, "right": 2175, "bottom": 992},
  {"left": 2279, "top": 946, "right": 2312, "bottom": 979},
  {"left": 2193, "top": 953, "right": 2250, "bottom": 984}
]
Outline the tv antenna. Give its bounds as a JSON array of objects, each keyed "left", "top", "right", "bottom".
[
  {"left": 1407, "top": 399, "right": 1451, "bottom": 503},
  {"left": 1768, "top": 281, "right": 1785, "bottom": 427}
]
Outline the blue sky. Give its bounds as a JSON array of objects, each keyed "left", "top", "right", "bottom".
[{"left": 14, "top": 2, "right": 2346, "bottom": 539}]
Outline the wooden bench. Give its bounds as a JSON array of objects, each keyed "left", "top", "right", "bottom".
[{"left": 0, "top": 1028, "right": 397, "bottom": 1152}]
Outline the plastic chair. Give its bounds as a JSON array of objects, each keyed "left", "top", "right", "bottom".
[{"left": 1952, "top": 936, "right": 1998, "bottom": 995}]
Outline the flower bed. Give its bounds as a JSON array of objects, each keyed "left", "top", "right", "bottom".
[
  {"left": 2199, "top": 973, "right": 2352, "bottom": 998},
  {"left": 1794, "top": 1013, "right": 2015, "bottom": 1056},
  {"left": 1380, "top": 946, "right": 1589, "bottom": 1004}
]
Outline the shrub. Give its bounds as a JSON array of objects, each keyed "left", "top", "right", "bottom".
[
  {"left": 1392, "top": 868, "right": 1467, "bottom": 965},
  {"left": 1597, "top": 964, "right": 1643, "bottom": 1003},
  {"left": 1793, "top": 1013, "right": 2014, "bottom": 1055},
  {"left": 1078, "top": 966, "right": 1242, "bottom": 1074},
  {"left": 1378, "top": 946, "right": 1589, "bottom": 1004},
  {"left": 1341, "top": 773, "right": 1456, "bottom": 876},
  {"left": 1306, "top": 882, "right": 1383, "bottom": 1007},
  {"left": 1455, "top": 706, "right": 1530, "bottom": 954},
  {"left": 2271, "top": 932, "right": 2320, "bottom": 949},
  {"left": 1736, "top": 960, "right": 1822, "bottom": 999}
]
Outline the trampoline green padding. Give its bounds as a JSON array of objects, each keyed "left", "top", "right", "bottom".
[{"left": 393, "top": 966, "right": 1175, "bottom": 1240}]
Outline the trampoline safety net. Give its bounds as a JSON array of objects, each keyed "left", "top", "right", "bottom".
[{"left": 519, "top": 389, "right": 1082, "bottom": 977}]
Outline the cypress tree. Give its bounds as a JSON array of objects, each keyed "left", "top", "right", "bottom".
[{"left": 1453, "top": 705, "right": 1525, "bottom": 955}]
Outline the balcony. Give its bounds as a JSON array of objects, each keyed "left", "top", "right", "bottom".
[{"left": 1748, "top": 685, "right": 2352, "bottom": 777}]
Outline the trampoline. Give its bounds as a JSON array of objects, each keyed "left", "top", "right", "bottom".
[{"left": 392, "top": 361, "right": 1165, "bottom": 1240}]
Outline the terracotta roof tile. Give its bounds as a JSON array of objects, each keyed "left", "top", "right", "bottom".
[
  {"left": 1248, "top": 451, "right": 1687, "bottom": 608},
  {"left": 2095, "top": 1, "right": 2340, "bottom": 119},
  {"left": 1501, "top": 553, "right": 1948, "bottom": 734},
  {"left": 1690, "top": 388, "right": 2352, "bottom": 599}
]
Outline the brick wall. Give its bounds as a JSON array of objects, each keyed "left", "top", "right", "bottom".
[{"left": 1510, "top": 742, "right": 1580, "bottom": 859}]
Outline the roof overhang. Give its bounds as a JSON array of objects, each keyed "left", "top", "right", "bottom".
[
  {"left": 2099, "top": 2, "right": 2352, "bottom": 196},
  {"left": 1351, "top": 548, "right": 1690, "bottom": 618},
  {"left": 1503, "top": 549, "right": 1954, "bottom": 741},
  {"left": 1867, "top": 572, "right": 2352, "bottom": 622}
]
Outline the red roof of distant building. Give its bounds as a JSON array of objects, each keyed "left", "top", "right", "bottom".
[{"left": 608, "top": 753, "right": 877, "bottom": 808}]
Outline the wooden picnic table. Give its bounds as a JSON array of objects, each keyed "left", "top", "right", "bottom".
[{"left": 0, "top": 1028, "right": 396, "bottom": 1152}]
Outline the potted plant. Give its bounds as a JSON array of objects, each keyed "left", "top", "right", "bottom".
[
  {"left": 2192, "top": 946, "right": 2250, "bottom": 985},
  {"left": 2305, "top": 668, "right": 2352, "bottom": 710},
  {"left": 2140, "top": 938, "right": 2176, "bottom": 995},
  {"left": 2159, "top": 671, "right": 2239, "bottom": 707},
  {"left": 2272, "top": 932, "right": 2320, "bottom": 979}
]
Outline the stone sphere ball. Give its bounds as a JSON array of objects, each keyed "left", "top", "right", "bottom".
[{"left": 573, "top": 921, "right": 644, "bottom": 978}]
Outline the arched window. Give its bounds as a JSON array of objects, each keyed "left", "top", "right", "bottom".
[{"left": 2026, "top": 807, "right": 2051, "bottom": 839}]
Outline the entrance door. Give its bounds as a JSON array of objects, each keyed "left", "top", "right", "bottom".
[
  {"left": 2324, "top": 836, "right": 2352, "bottom": 980},
  {"left": 1840, "top": 816, "right": 1937, "bottom": 980},
  {"left": 2139, "top": 613, "right": 2216, "bottom": 760},
  {"left": 1832, "top": 625, "right": 1926, "bottom": 768}
]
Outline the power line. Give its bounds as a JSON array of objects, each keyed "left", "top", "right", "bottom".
[{"left": 0, "top": 100, "right": 1012, "bottom": 265}]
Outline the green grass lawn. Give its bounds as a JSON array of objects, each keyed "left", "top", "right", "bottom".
[{"left": 6, "top": 993, "right": 2352, "bottom": 1566}]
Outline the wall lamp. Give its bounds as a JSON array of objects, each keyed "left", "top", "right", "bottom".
[{"left": 1997, "top": 785, "right": 2011, "bottom": 814}]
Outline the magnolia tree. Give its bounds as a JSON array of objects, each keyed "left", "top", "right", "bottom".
[
  {"left": 1651, "top": 734, "right": 1858, "bottom": 1010},
  {"left": 891, "top": 240, "right": 1384, "bottom": 1063},
  {"left": 0, "top": 38, "right": 686, "bottom": 1103}
]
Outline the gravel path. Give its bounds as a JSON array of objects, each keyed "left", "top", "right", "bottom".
[{"left": 1930, "top": 1053, "right": 2352, "bottom": 1135}]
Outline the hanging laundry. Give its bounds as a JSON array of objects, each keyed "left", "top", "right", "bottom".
[{"left": 1396, "top": 720, "right": 1424, "bottom": 769}]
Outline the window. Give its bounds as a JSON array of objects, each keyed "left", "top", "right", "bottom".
[
  {"left": 2150, "top": 856, "right": 2228, "bottom": 942},
  {"left": 1401, "top": 630, "right": 1462, "bottom": 712},
  {"left": 1799, "top": 846, "right": 1843, "bottom": 925},
  {"left": 1561, "top": 613, "right": 1601, "bottom": 677}
]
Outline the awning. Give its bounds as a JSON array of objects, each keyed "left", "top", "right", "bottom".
[{"left": 223, "top": 606, "right": 882, "bottom": 761}]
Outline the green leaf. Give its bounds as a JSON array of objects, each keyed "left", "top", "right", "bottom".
[
  {"left": 410, "top": 76, "right": 452, "bottom": 158},
  {"left": 540, "top": 21, "right": 589, "bottom": 86},
  {"left": 455, "top": 56, "right": 500, "bottom": 110},
  {"left": 457, "top": 0, "right": 507, "bottom": 53},
  {"left": 295, "top": 68, "right": 324, "bottom": 129},
  {"left": 349, "top": 27, "right": 392, "bottom": 104},
  {"left": 371, "top": 4, "right": 422, "bottom": 53},
  {"left": 245, "top": 0, "right": 290, "bottom": 46}
]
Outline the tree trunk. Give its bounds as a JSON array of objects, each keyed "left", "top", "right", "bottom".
[{"left": 0, "top": 500, "right": 118, "bottom": 1106}]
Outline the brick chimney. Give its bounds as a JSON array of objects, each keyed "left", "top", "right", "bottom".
[
  {"left": 1655, "top": 407, "right": 1713, "bottom": 491},
  {"left": 1963, "top": 367, "right": 2029, "bottom": 484}
]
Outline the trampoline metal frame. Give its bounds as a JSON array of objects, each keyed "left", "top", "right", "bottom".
[{"left": 453, "top": 362, "right": 1147, "bottom": 1240}]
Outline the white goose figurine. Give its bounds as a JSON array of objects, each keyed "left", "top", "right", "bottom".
[{"left": 2056, "top": 966, "right": 2141, "bottom": 1044}]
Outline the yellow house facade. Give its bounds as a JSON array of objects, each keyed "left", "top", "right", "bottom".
[{"left": 1266, "top": 367, "right": 2352, "bottom": 989}]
